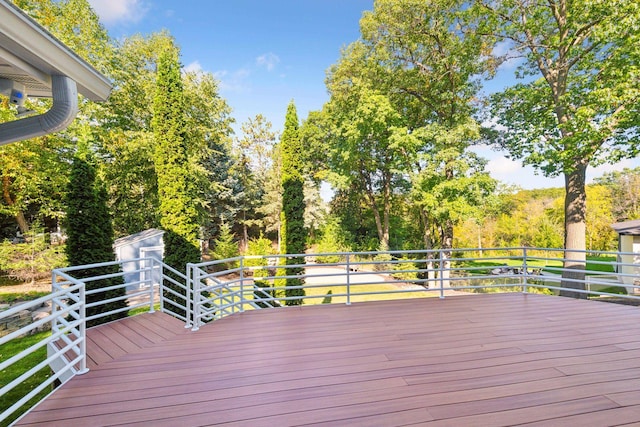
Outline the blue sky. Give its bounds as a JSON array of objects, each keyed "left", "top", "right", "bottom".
[{"left": 87, "top": 0, "right": 634, "bottom": 190}]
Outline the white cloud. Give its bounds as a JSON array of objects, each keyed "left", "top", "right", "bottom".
[
  {"left": 88, "top": 0, "right": 148, "bottom": 25},
  {"left": 487, "top": 156, "right": 522, "bottom": 176},
  {"left": 214, "top": 68, "right": 251, "bottom": 93},
  {"left": 256, "top": 53, "right": 280, "bottom": 71},
  {"left": 184, "top": 61, "right": 203, "bottom": 74}
]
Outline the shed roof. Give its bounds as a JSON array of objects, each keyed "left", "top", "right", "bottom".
[
  {"left": 113, "top": 228, "right": 164, "bottom": 248},
  {"left": 611, "top": 219, "right": 640, "bottom": 235}
]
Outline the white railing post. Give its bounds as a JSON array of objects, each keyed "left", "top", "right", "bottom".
[
  {"left": 190, "top": 263, "right": 200, "bottom": 331},
  {"left": 51, "top": 270, "right": 58, "bottom": 334},
  {"left": 149, "top": 258, "right": 155, "bottom": 313},
  {"left": 439, "top": 249, "right": 445, "bottom": 299},
  {"left": 522, "top": 247, "right": 529, "bottom": 294},
  {"left": 346, "top": 253, "right": 351, "bottom": 305},
  {"left": 158, "top": 261, "right": 165, "bottom": 314},
  {"left": 186, "top": 263, "right": 194, "bottom": 329},
  {"left": 77, "top": 282, "right": 88, "bottom": 374},
  {"left": 239, "top": 257, "right": 245, "bottom": 313}
]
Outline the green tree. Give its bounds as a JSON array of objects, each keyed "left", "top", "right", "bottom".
[
  {"left": 480, "top": 0, "right": 640, "bottom": 297},
  {"left": 595, "top": 168, "right": 640, "bottom": 222},
  {"left": 211, "top": 221, "right": 239, "bottom": 269},
  {"left": 64, "top": 148, "right": 127, "bottom": 327},
  {"left": 280, "top": 101, "right": 306, "bottom": 305},
  {"left": 244, "top": 235, "right": 276, "bottom": 308},
  {"left": 1, "top": 0, "right": 111, "bottom": 236},
  {"left": 259, "top": 136, "right": 283, "bottom": 246},
  {"left": 314, "top": 215, "right": 351, "bottom": 263},
  {"left": 0, "top": 134, "right": 71, "bottom": 235},
  {"left": 98, "top": 33, "right": 172, "bottom": 237},
  {"left": 303, "top": 178, "right": 326, "bottom": 240},
  {"left": 0, "top": 225, "right": 66, "bottom": 284},
  {"left": 234, "top": 115, "right": 278, "bottom": 249},
  {"left": 320, "top": 76, "right": 405, "bottom": 251},
  {"left": 351, "top": 0, "right": 496, "bottom": 281},
  {"left": 182, "top": 69, "right": 235, "bottom": 246},
  {"left": 152, "top": 44, "right": 201, "bottom": 317},
  {"left": 586, "top": 185, "right": 616, "bottom": 251}
]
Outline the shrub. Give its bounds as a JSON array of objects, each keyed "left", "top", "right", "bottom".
[
  {"left": 391, "top": 257, "right": 419, "bottom": 281},
  {"left": 0, "top": 238, "right": 66, "bottom": 284},
  {"left": 210, "top": 222, "right": 239, "bottom": 270},
  {"left": 244, "top": 236, "right": 276, "bottom": 306},
  {"left": 315, "top": 216, "right": 351, "bottom": 264}
]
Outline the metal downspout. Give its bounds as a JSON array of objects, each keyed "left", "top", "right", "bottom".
[{"left": 0, "top": 75, "right": 78, "bottom": 145}]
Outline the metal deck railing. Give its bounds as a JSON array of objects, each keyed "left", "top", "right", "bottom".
[
  {"left": 2, "top": 246, "right": 640, "bottom": 424},
  {"left": 187, "top": 247, "right": 640, "bottom": 329}
]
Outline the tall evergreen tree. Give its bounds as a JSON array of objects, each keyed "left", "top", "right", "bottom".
[
  {"left": 280, "top": 101, "right": 306, "bottom": 305},
  {"left": 152, "top": 44, "right": 201, "bottom": 318},
  {"left": 65, "top": 145, "right": 127, "bottom": 327}
]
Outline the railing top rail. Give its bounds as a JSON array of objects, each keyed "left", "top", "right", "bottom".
[
  {"left": 0, "top": 282, "right": 83, "bottom": 320},
  {"left": 192, "top": 247, "right": 633, "bottom": 269},
  {"left": 54, "top": 257, "right": 161, "bottom": 274}
]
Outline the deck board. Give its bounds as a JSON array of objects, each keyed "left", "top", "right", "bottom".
[{"left": 15, "top": 293, "right": 640, "bottom": 426}]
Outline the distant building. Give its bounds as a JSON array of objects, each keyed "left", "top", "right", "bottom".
[
  {"left": 113, "top": 228, "right": 164, "bottom": 290},
  {"left": 611, "top": 220, "right": 640, "bottom": 293}
]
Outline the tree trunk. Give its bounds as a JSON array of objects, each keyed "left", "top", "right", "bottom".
[
  {"left": 2, "top": 174, "right": 29, "bottom": 234},
  {"left": 241, "top": 211, "right": 248, "bottom": 252},
  {"left": 364, "top": 190, "right": 388, "bottom": 251},
  {"left": 382, "top": 173, "right": 391, "bottom": 251},
  {"left": 420, "top": 210, "right": 437, "bottom": 285},
  {"left": 560, "top": 164, "right": 587, "bottom": 299}
]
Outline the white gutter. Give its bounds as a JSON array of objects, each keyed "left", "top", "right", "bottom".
[{"left": 0, "top": 0, "right": 111, "bottom": 100}]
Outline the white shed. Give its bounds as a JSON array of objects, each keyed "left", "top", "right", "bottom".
[
  {"left": 611, "top": 220, "right": 640, "bottom": 293},
  {"left": 114, "top": 228, "right": 164, "bottom": 290}
]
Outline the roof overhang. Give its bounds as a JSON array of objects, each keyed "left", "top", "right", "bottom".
[
  {"left": 611, "top": 219, "right": 640, "bottom": 236},
  {"left": 0, "top": 0, "right": 111, "bottom": 101}
]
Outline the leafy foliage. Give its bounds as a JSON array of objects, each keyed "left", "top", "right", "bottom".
[
  {"left": 595, "top": 168, "right": 640, "bottom": 222},
  {"left": 479, "top": 0, "right": 640, "bottom": 296},
  {"left": 280, "top": 101, "right": 306, "bottom": 305},
  {"left": 244, "top": 236, "right": 276, "bottom": 307},
  {"left": 234, "top": 115, "right": 278, "bottom": 248},
  {"left": 211, "top": 222, "right": 239, "bottom": 269},
  {"left": 152, "top": 45, "right": 201, "bottom": 317},
  {"left": 314, "top": 216, "right": 351, "bottom": 264},
  {"left": 64, "top": 154, "right": 127, "bottom": 327},
  {"left": 0, "top": 236, "right": 65, "bottom": 283}
]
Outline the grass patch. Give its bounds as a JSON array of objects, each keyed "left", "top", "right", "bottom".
[
  {"left": 586, "top": 255, "right": 616, "bottom": 273},
  {"left": 0, "top": 291, "right": 49, "bottom": 305},
  {"left": 0, "top": 331, "right": 52, "bottom": 425},
  {"left": 456, "top": 255, "right": 616, "bottom": 275},
  {"left": 128, "top": 303, "right": 161, "bottom": 317},
  {"left": 453, "top": 258, "right": 563, "bottom": 276},
  {"left": 301, "top": 282, "right": 433, "bottom": 304}
]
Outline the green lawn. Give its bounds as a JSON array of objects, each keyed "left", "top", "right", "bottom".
[
  {"left": 455, "top": 254, "right": 616, "bottom": 275},
  {"left": 0, "top": 291, "right": 49, "bottom": 305},
  {"left": 0, "top": 331, "right": 52, "bottom": 426},
  {"left": 301, "top": 282, "right": 435, "bottom": 304}
]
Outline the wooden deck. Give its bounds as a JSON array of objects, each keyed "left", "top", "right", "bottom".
[
  {"left": 83, "top": 311, "right": 188, "bottom": 370},
  {"left": 15, "top": 293, "right": 640, "bottom": 426}
]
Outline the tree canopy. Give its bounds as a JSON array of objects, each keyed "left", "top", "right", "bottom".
[{"left": 478, "top": 0, "right": 640, "bottom": 296}]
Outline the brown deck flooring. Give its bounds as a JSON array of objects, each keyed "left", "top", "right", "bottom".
[
  {"left": 84, "top": 312, "right": 189, "bottom": 369},
  {"left": 15, "top": 293, "right": 640, "bottom": 426}
]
